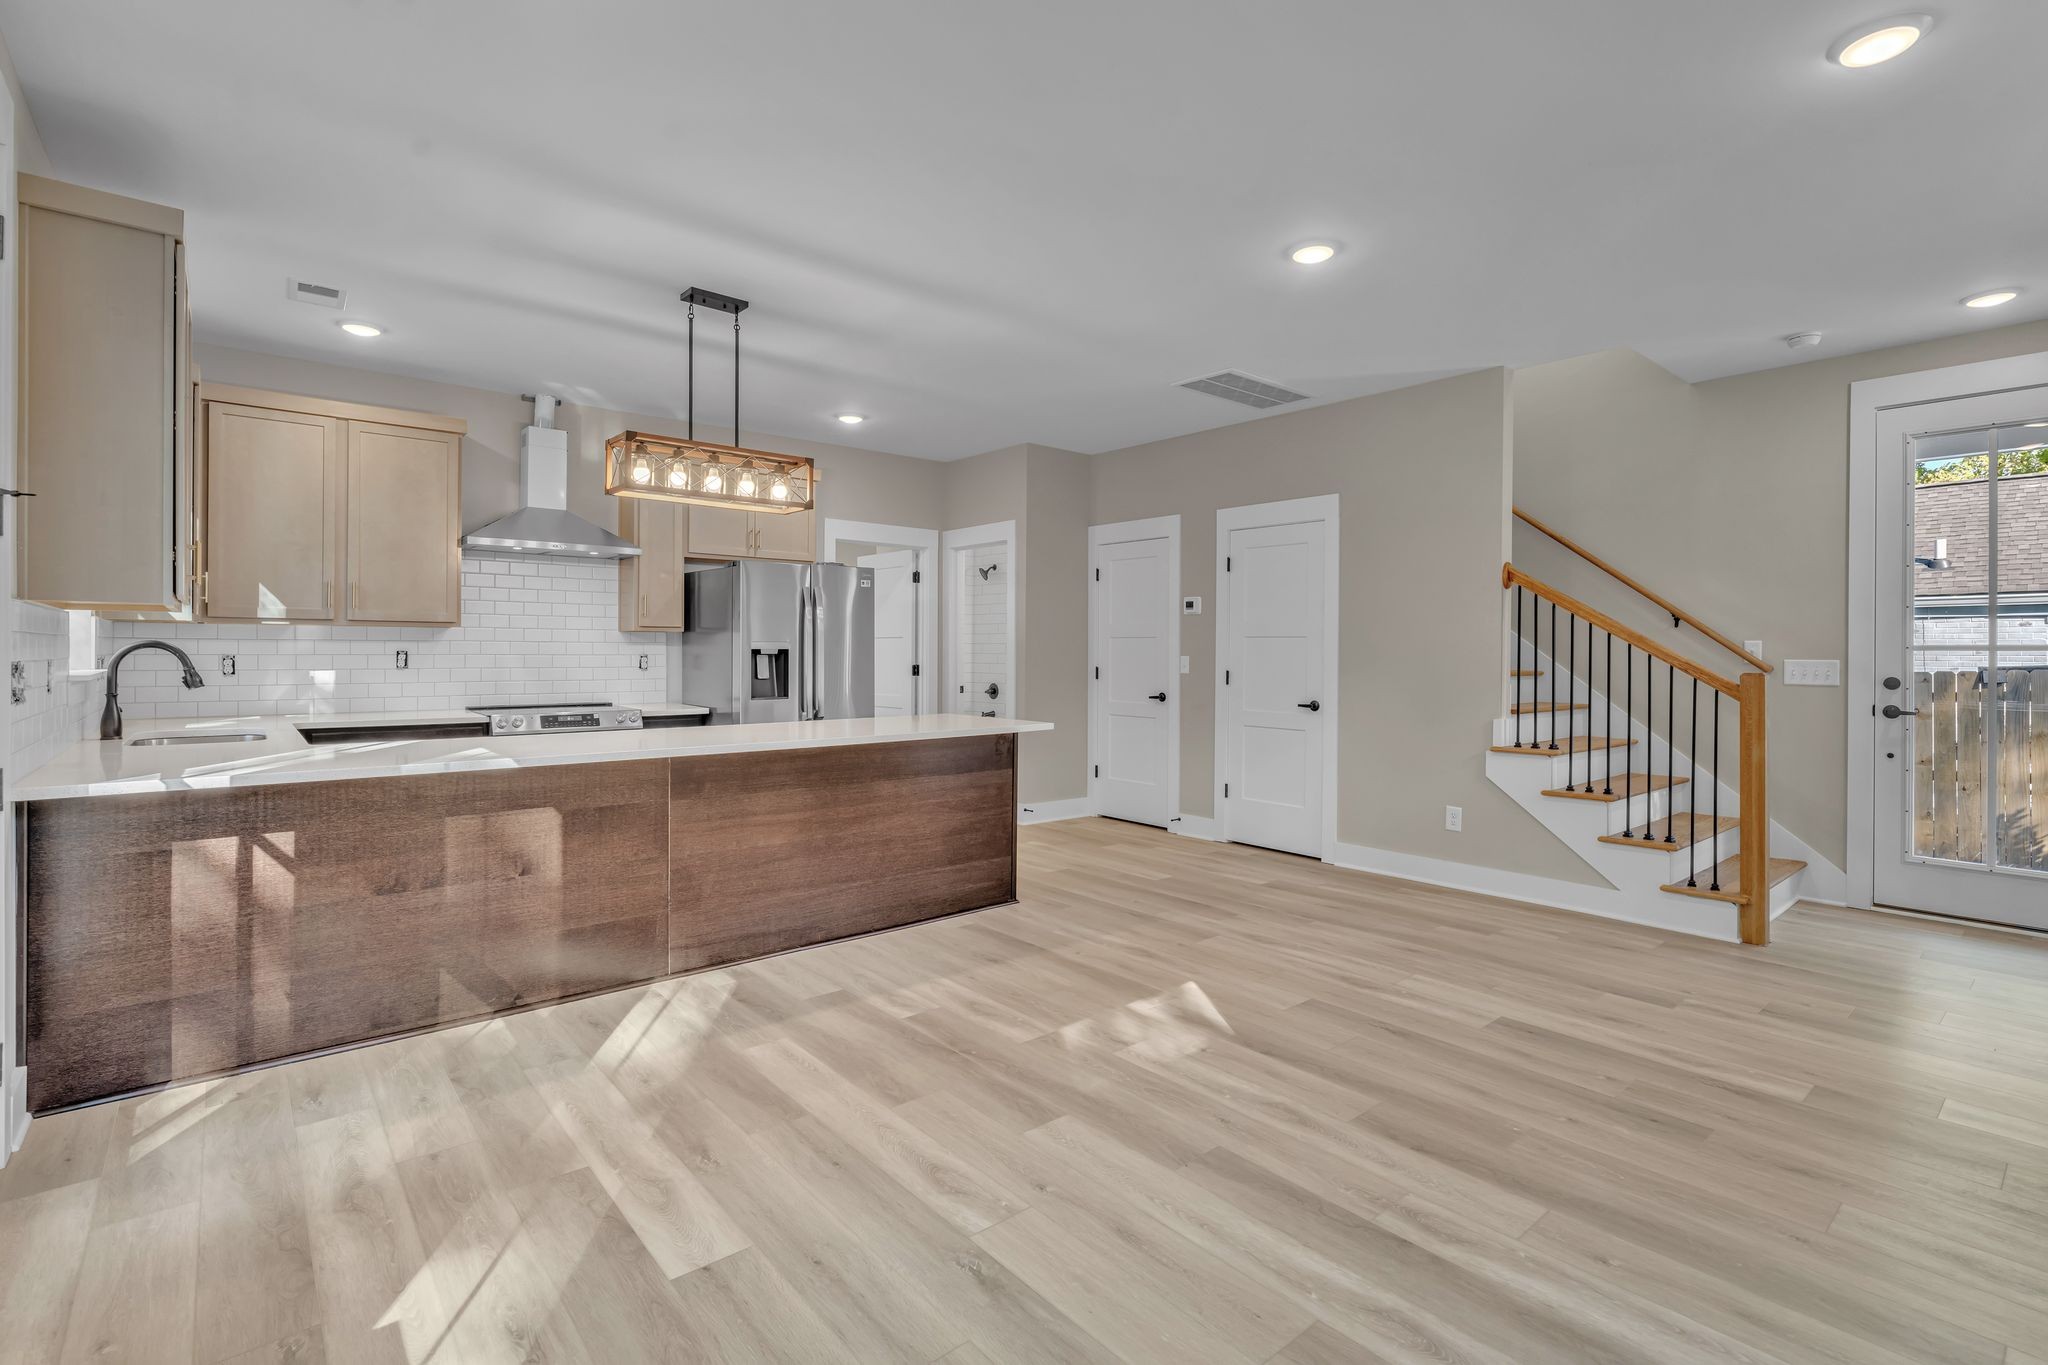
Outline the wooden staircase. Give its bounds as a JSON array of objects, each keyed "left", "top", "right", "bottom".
[{"left": 1490, "top": 511, "right": 1807, "bottom": 945}]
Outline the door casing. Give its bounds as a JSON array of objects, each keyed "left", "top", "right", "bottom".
[
  {"left": 1088, "top": 515, "right": 1180, "bottom": 827},
  {"left": 1848, "top": 349, "right": 2048, "bottom": 914},
  {"left": 1214, "top": 494, "right": 1340, "bottom": 861}
]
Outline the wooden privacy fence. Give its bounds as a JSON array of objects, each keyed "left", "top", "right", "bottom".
[{"left": 1915, "top": 669, "right": 2048, "bottom": 870}]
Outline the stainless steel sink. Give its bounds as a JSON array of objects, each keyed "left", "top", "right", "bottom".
[{"left": 126, "top": 731, "right": 268, "bottom": 747}]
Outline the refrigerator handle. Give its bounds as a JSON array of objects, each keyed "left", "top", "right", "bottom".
[{"left": 802, "top": 574, "right": 820, "bottom": 720}]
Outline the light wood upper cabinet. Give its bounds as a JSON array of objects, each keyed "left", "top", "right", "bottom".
[
  {"left": 617, "top": 497, "right": 685, "bottom": 631},
  {"left": 196, "top": 385, "right": 465, "bottom": 625},
  {"left": 204, "top": 403, "right": 340, "bottom": 621},
  {"left": 685, "top": 505, "right": 816, "bottom": 562},
  {"left": 18, "top": 175, "right": 190, "bottom": 611},
  {"left": 347, "top": 421, "right": 462, "bottom": 625},
  {"left": 687, "top": 505, "right": 752, "bottom": 560},
  {"left": 751, "top": 508, "right": 815, "bottom": 561}
]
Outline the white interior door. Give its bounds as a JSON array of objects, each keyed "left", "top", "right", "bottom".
[
  {"left": 1221, "top": 515, "right": 1328, "bottom": 857},
  {"left": 0, "top": 99, "right": 21, "bottom": 1156},
  {"left": 1092, "top": 522, "right": 1177, "bottom": 826},
  {"left": 1873, "top": 387, "right": 2048, "bottom": 928},
  {"left": 861, "top": 549, "right": 919, "bottom": 716}
]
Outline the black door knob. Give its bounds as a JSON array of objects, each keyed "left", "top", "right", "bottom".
[
  {"left": 1298, "top": 700, "right": 1321, "bottom": 711},
  {"left": 1881, "top": 704, "right": 1919, "bottom": 719},
  {"left": 1148, "top": 692, "right": 1168, "bottom": 702}
]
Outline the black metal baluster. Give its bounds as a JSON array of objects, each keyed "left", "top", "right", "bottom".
[
  {"left": 1603, "top": 630, "right": 1613, "bottom": 795},
  {"left": 1711, "top": 691, "right": 1722, "bottom": 891},
  {"left": 1625, "top": 642, "right": 1634, "bottom": 830},
  {"left": 1548, "top": 599, "right": 1559, "bottom": 752},
  {"left": 1567, "top": 611, "right": 1577, "bottom": 788},
  {"left": 1687, "top": 677, "right": 1700, "bottom": 886},
  {"left": 1515, "top": 585, "right": 1525, "bottom": 749},
  {"left": 1664, "top": 662, "right": 1677, "bottom": 843}
]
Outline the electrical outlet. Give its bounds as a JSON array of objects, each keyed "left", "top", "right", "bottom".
[
  {"left": 1445, "top": 805, "right": 1463, "bottom": 832},
  {"left": 394, "top": 649, "right": 409, "bottom": 670},
  {"left": 219, "top": 654, "right": 237, "bottom": 677},
  {"left": 1182, "top": 596, "right": 1202, "bottom": 615},
  {"left": 1784, "top": 659, "right": 1839, "bottom": 686},
  {"left": 638, "top": 654, "right": 651, "bottom": 671}
]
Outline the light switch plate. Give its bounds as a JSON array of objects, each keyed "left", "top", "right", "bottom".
[
  {"left": 1784, "top": 659, "right": 1840, "bottom": 686},
  {"left": 1745, "top": 639, "right": 1763, "bottom": 658},
  {"left": 1182, "top": 596, "right": 1202, "bottom": 615},
  {"left": 1179, "top": 655, "right": 1189, "bottom": 674}
]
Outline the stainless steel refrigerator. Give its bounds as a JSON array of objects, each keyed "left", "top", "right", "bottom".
[{"left": 671, "top": 561, "right": 875, "bottom": 723}]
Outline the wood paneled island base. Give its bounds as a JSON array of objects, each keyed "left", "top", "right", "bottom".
[{"left": 22, "top": 733, "right": 1018, "bottom": 1111}]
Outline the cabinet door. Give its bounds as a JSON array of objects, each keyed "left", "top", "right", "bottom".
[
  {"left": 346, "top": 422, "right": 462, "bottom": 625},
  {"left": 688, "top": 505, "right": 752, "bottom": 559},
  {"left": 18, "top": 206, "right": 178, "bottom": 609},
  {"left": 618, "top": 498, "right": 685, "bottom": 631},
  {"left": 204, "top": 403, "right": 340, "bottom": 621},
  {"left": 750, "top": 509, "right": 815, "bottom": 561}
]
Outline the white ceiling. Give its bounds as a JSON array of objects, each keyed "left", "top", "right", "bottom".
[{"left": 4, "top": 1, "right": 2043, "bottom": 460}]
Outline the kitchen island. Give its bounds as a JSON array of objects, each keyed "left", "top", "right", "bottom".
[{"left": 14, "top": 710, "right": 1048, "bottom": 1110}]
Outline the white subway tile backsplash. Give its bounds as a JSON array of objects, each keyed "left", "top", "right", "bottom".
[{"left": 104, "top": 555, "right": 665, "bottom": 719}]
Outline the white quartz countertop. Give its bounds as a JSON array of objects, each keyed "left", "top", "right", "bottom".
[{"left": 14, "top": 709, "right": 1051, "bottom": 801}]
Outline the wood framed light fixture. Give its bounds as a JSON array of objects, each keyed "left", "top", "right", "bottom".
[
  {"left": 604, "top": 433, "right": 813, "bottom": 513},
  {"left": 603, "top": 285, "right": 817, "bottom": 514}
]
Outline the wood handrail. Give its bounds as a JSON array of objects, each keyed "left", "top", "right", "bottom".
[
  {"left": 1738, "top": 671, "right": 1770, "bottom": 945},
  {"left": 1504, "top": 564, "right": 1742, "bottom": 698},
  {"left": 1513, "top": 507, "right": 1772, "bottom": 674}
]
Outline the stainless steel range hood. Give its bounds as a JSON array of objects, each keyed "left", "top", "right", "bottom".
[{"left": 462, "top": 395, "right": 641, "bottom": 560}]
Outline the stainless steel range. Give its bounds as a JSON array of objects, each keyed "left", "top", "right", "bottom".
[{"left": 470, "top": 701, "right": 643, "bottom": 736}]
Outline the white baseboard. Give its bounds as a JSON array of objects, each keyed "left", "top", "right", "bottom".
[
  {"left": 1168, "top": 814, "right": 1222, "bottom": 841},
  {"left": 1019, "top": 797, "right": 1094, "bottom": 825},
  {"left": 1329, "top": 841, "right": 1743, "bottom": 943}
]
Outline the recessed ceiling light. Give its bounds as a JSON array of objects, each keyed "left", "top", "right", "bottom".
[
  {"left": 1962, "top": 289, "right": 2020, "bottom": 309},
  {"left": 1289, "top": 242, "right": 1338, "bottom": 266},
  {"left": 2027, "top": 421, "right": 2048, "bottom": 429},
  {"left": 835, "top": 413, "right": 866, "bottom": 425},
  {"left": 1827, "top": 14, "right": 1933, "bottom": 68},
  {"left": 339, "top": 321, "right": 382, "bottom": 337}
]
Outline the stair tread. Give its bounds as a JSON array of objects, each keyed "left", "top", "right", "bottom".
[
  {"left": 1492, "top": 736, "right": 1634, "bottom": 755},
  {"left": 1597, "top": 813, "right": 1741, "bottom": 851},
  {"left": 1541, "top": 774, "right": 1688, "bottom": 802},
  {"left": 1509, "top": 701, "right": 1589, "bottom": 714},
  {"left": 1662, "top": 856, "right": 1807, "bottom": 904}
]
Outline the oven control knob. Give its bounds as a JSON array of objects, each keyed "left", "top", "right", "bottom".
[
  {"left": 621, "top": 711, "right": 640, "bottom": 726},
  {"left": 508, "top": 715, "right": 526, "bottom": 731}
]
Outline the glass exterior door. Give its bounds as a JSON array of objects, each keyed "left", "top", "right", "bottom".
[{"left": 1877, "top": 393, "right": 2048, "bottom": 927}]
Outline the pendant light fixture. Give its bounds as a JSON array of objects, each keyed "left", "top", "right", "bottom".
[{"left": 604, "top": 286, "right": 817, "bottom": 512}]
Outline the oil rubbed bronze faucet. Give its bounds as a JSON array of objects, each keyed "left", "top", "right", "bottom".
[{"left": 100, "top": 640, "right": 205, "bottom": 740}]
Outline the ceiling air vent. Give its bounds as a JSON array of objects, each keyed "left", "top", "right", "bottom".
[
  {"left": 1177, "top": 370, "right": 1309, "bottom": 409},
  {"left": 286, "top": 278, "right": 346, "bottom": 309}
]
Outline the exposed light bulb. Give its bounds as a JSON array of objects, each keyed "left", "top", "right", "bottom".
[
  {"left": 737, "top": 469, "right": 758, "bottom": 498},
  {"left": 666, "top": 464, "right": 687, "bottom": 489},
  {"left": 629, "top": 458, "right": 652, "bottom": 485},
  {"left": 702, "top": 467, "right": 724, "bottom": 494},
  {"left": 770, "top": 477, "right": 790, "bottom": 501}
]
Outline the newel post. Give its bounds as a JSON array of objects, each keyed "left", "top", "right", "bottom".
[{"left": 1737, "top": 671, "right": 1769, "bottom": 945}]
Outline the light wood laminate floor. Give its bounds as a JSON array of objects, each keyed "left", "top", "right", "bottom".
[{"left": 4, "top": 816, "right": 2048, "bottom": 1364}]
